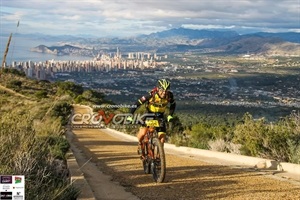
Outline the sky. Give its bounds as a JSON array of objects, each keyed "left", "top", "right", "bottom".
[{"left": 1, "top": 0, "right": 300, "bottom": 38}]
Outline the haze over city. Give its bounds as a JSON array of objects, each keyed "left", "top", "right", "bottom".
[{"left": 1, "top": 0, "right": 300, "bottom": 37}]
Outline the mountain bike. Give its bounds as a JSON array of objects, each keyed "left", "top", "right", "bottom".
[{"left": 139, "top": 119, "right": 166, "bottom": 183}]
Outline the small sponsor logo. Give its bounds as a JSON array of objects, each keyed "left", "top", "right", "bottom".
[
  {"left": 12, "top": 186, "right": 24, "bottom": 190},
  {"left": 14, "top": 191, "right": 24, "bottom": 199},
  {"left": 0, "top": 176, "right": 12, "bottom": 184},
  {"left": 0, "top": 191, "right": 12, "bottom": 200},
  {"left": 13, "top": 196, "right": 23, "bottom": 200},
  {"left": 14, "top": 177, "right": 22, "bottom": 184},
  {"left": 2, "top": 185, "right": 10, "bottom": 190}
]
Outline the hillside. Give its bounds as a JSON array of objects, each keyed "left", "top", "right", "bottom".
[
  {"left": 0, "top": 69, "right": 111, "bottom": 199},
  {"left": 217, "top": 36, "right": 300, "bottom": 55},
  {"left": 0, "top": 71, "right": 80, "bottom": 199}
]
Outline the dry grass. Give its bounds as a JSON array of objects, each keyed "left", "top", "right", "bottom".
[{"left": 0, "top": 79, "right": 79, "bottom": 199}]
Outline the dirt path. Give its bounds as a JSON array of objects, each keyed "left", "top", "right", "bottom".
[{"left": 69, "top": 105, "right": 300, "bottom": 200}]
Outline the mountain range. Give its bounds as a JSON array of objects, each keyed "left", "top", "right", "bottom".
[{"left": 29, "top": 28, "right": 300, "bottom": 56}]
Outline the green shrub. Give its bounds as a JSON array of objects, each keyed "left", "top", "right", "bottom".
[
  {"left": 51, "top": 102, "right": 73, "bottom": 125},
  {"left": 2, "top": 68, "right": 26, "bottom": 76},
  {"left": 188, "top": 122, "right": 215, "bottom": 149},
  {"left": 287, "top": 139, "right": 300, "bottom": 164},
  {"left": 56, "top": 81, "right": 83, "bottom": 98},
  {"left": 169, "top": 133, "right": 188, "bottom": 147},
  {"left": 232, "top": 112, "right": 300, "bottom": 163},
  {"left": 7, "top": 80, "right": 22, "bottom": 90},
  {"left": 35, "top": 90, "right": 48, "bottom": 99},
  {"left": 40, "top": 136, "right": 70, "bottom": 160},
  {"left": 74, "top": 94, "right": 84, "bottom": 103},
  {"left": 233, "top": 113, "right": 269, "bottom": 156}
]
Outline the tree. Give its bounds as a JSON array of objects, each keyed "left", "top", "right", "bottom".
[
  {"left": 233, "top": 113, "right": 267, "bottom": 156},
  {"left": 82, "top": 90, "right": 93, "bottom": 99}
]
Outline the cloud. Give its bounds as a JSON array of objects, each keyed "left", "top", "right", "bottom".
[{"left": 1, "top": 0, "right": 299, "bottom": 37}]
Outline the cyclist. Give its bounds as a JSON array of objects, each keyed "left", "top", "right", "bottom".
[{"left": 128, "top": 79, "right": 176, "bottom": 154}]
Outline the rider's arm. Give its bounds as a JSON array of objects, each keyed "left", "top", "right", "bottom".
[
  {"left": 168, "top": 92, "right": 176, "bottom": 116},
  {"left": 130, "top": 93, "right": 152, "bottom": 114}
]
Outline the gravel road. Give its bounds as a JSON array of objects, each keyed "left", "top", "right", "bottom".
[{"left": 70, "top": 105, "right": 300, "bottom": 200}]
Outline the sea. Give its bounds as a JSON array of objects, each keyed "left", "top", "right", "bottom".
[{"left": 0, "top": 35, "right": 93, "bottom": 65}]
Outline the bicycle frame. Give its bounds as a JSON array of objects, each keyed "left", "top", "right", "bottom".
[{"left": 140, "top": 119, "right": 166, "bottom": 183}]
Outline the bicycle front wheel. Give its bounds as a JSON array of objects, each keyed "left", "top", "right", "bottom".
[
  {"left": 143, "top": 143, "right": 151, "bottom": 174},
  {"left": 151, "top": 138, "right": 166, "bottom": 183}
]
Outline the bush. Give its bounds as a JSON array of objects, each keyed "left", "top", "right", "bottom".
[
  {"left": 74, "top": 94, "right": 84, "bottom": 103},
  {"left": 187, "top": 122, "right": 214, "bottom": 149},
  {"left": 35, "top": 90, "right": 48, "bottom": 99},
  {"left": 56, "top": 81, "right": 83, "bottom": 98},
  {"left": 7, "top": 80, "right": 22, "bottom": 90},
  {"left": 233, "top": 113, "right": 267, "bottom": 156},
  {"left": 51, "top": 102, "right": 73, "bottom": 126},
  {"left": 232, "top": 112, "right": 300, "bottom": 163},
  {"left": 208, "top": 139, "right": 241, "bottom": 154},
  {"left": 169, "top": 133, "right": 188, "bottom": 147},
  {"left": 43, "top": 136, "right": 70, "bottom": 160},
  {"left": 208, "top": 139, "right": 228, "bottom": 152},
  {"left": 2, "top": 68, "right": 26, "bottom": 76}
]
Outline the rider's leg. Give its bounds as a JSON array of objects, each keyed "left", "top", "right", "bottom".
[
  {"left": 137, "top": 127, "right": 148, "bottom": 144},
  {"left": 156, "top": 132, "right": 165, "bottom": 159},
  {"left": 137, "top": 127, "right": 148, "bottom": 155},
  {"left": 158, "top": 120, "right": 167, "bottom": 147}
]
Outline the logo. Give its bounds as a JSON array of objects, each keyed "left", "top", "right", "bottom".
[
  {"left": 1, "top": 185, "right": 10, "bottom": 190},
  {"left": 14, "top": 177, "right": 22, "bottom": 184},
  {"left": 13, "top": 195, "right": 23, "bottom": 200},
  {"left": 0, "top": 176, "right": 12, "bottom": 184},
  {"left": 71, "top": 110, "right": 155, "bottom": 128},
  {"left": 12, "top": 186, "right": 24, "bottom": 190},
  {"left": 0, "top": 192, "right": 12, "bottom": 200},
  {"left": 13, "top": 192, "right": 23, "bottom": 200}
]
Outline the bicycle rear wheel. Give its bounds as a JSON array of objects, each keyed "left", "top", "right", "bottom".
[{"left": 150, "top": 138, "right": 166, "bottom": 183}]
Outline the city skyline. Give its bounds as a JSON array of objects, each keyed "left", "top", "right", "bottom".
[{"left": 1, "top": 0, "right": 299, "bottom": 38}]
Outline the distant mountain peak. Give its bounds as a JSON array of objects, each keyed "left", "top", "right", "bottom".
[
  {"left": 25, "top": 28, "right": 300, "bottom": 56},
  {"left": 144, "top": 28, "right": 239, "bottom": 39}
]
